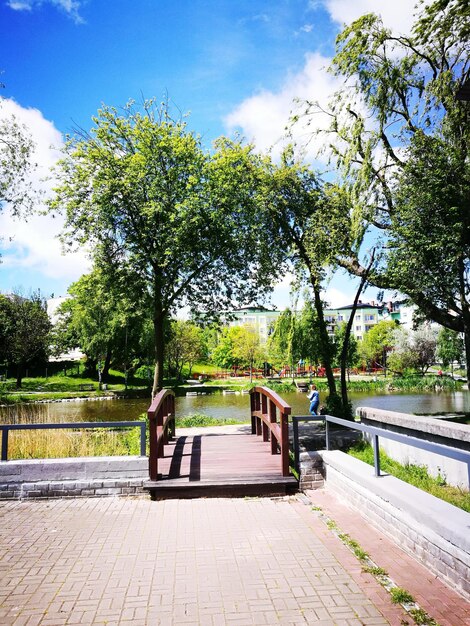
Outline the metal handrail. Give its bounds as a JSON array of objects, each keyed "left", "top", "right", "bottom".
[
  {"left": 292, "top": 413, "right": 470, "bottom": 477},
  {"left": 0, "top": 421, "right": 147, "bottom": 461}
]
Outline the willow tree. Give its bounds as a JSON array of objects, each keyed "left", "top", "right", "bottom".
[
  {"left": 0, "top": 91, "right": 37, "bottom": 217},
  {"left": 262, "top": 148, "right": 356, "bottom": 417},
  {"left": 295, "top": 0, "right": 470, "bottom": 381},
  {"left": 50, "top": 100, "right": 279, "bottom": 395}
]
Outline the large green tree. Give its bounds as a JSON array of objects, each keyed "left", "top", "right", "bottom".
[
  {"left": 50, "top": 100, "right": 279, "bottom": 395},
  {"left": 0, "top": 292, "right": 51, "bottom": 388},
  {"left": 262, "top": 149, "right": 355, "bottom": 416},
  {"left": 53, "top": 266, "right": 150, "bottom": 384},
  {"left": 436, "top": 327, "right": 464, "bottom": 375},
  {"left": 295, "top": 0, "right": 470, "bottom": 381},
  {"left": 388, "top": 326, "right": 438, "bottom": 376},
  {"left": 166, "top": 320, "right": 204, "bottom": 380},
  {"left": 268, "top": 309, "right": 297, "bottom": 377},
  {"left": 360, "top": 319, "right": 397, "bottom": 374},
  {"left": 232, "top": 325, "right": 265, "bottom": 383}
]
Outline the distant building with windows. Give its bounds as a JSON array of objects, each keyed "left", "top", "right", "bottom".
[
  {"left": 223, "top": 306, "right": 281, "bottom": 345},
  {"left": 385, "top": 300, "right": 415, "bottom": 330},
  {"left": 323, "top": 299, "right": 423, "bottom": 340},
  {"left": 211, "top": 300, "right": 421, "bottom": 345},
  {"left": 323, "top": 301, "right": 387, "bottom": 342}
]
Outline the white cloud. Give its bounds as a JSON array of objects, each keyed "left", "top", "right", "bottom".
[
  {"left": 7, "top": 0, "right": 84, "bottom": 23},
  {"left": 225, "top": 1, "right": 431, "bottom": 160},
  {"left": 224, "top": 52, "right": 342, "bottom": 161},
  {"left": 322, "top": 0, "right": 426, "bottom": 35},
  {"left": 0, "top": 99, "right": 91, "bottom": 283}
]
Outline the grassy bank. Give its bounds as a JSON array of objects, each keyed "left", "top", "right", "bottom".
[
  {"left": 0, "top": 371, "right": 151, "bottom": 405},
  {"left": 1, "top": 367, "right": 463, "bottom": 406},
  {"left": 348, "top": 441, "right": 470, "bottom": 512}
]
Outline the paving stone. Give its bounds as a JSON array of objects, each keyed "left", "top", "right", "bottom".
[{"left": 0, "top": 495, "right": 465, "bottom": 625}]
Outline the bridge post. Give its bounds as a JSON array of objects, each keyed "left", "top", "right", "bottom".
[
  {"left": 261, "top": 395, "right": 269, "bottom": 442},
  {"left": 148, "top": 389, "right": 176, "bottom": 482},
  {"left": 269, "top": 400, "right": 277, "bottom": 455},
  {"left": 280, "top": 409, "right": 289, "bottom": 477}
]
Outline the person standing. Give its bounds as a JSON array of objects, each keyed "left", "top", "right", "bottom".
[{"left": 307, "top": 384, "right": 320, "bottom": 415}]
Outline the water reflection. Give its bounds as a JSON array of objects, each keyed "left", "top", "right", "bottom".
[{"left": 1, "top": 388, "right": 469, "bottom": 425}]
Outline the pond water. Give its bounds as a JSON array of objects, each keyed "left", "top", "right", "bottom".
[{"left": 1, "top": 388, "right": 469, "bottom": 425}]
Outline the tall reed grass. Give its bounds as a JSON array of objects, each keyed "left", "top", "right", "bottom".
[
  {"left": 0, "top": 402, "right": 53, "bottom": 425},
  {"left": 1, "top": 403, "right": 142, "bottom": 460},
  {"left": 4, "top": 427, "right": 141, "bottom": 460}
]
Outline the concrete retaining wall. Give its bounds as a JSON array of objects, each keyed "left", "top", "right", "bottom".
[
  {"left": 299, "top": 451, "right": 324, "bottom": 490},
  {"left": 321, "top": 450, "right": 470, "bottom": 601},
  {"left": 358, "top": 407, "right": 470, "bottom": 489},
  {"left": 0, "top": 456, "right": 148, "bottom": 499}
]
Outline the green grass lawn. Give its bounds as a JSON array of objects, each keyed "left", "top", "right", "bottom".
[{"left": 348, "top": 441, "right": 470, "bottom": 512}]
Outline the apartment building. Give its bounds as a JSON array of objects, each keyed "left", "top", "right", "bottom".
[
  {"left": 323, "top": 301, "right": 386, "bottom": 341},
  {"left": 223, "top": 306, "right": 281, "bottom": 345}
]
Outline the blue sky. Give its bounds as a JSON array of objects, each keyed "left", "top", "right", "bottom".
[{"left": 0, "top": 0, "right": 417, "bottom": 308}]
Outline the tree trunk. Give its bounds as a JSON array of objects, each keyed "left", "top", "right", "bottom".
[
  {"left": 340, "top": 299, "right": 361, "bottom": 420},
  {"left": 152, "top": 312, "right": 165, "bottom": 397},
  {"left": 310, "top": 279, "right": 337, "bottom": 399},
  {"left": 339, "top": 251, "right": 375, "bottom": 420},
  {"left": 84, "top": 358, "right": 98, "bottom": 378},
  {"left": 102, "top": 348, "right": 112, "bottom": 382},
  {"left": 15, "top": 363, "right": 24, "bottom": 389},
  {"left": 458, "top": 258, "right": 470, "bottom": 386},
  {"left": 463, "top": 326, "right": 470, "bottom": 387}
]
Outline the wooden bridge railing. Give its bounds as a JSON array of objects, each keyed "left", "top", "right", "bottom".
[
  {"left": 249, "top": 386, "right": 291, "bottom": 477},
  {"left": 148, "top": 389, "right": 175, "bottom": 481}
]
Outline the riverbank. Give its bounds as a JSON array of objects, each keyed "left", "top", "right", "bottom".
[{"left": 0, "top": 371, "right": 465, "bottom": 407}]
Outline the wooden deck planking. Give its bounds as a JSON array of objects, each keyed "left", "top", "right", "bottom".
[{"left": 145, "top": 430, "right": 298, "bottom": 498}]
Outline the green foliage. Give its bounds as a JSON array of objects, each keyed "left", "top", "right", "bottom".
[
  {"left": 297, "top": 298, "right": 323, "bottom": 364},
  {"left": 323, "top": 392, "right": 352, "bottom": 420},
  {"left": 52, "top": 267, "right": 152, "bottom": 381},
  {"left": 212, "top": 325, "right": 265, "bottom": 374},
  {"left": 264, "top": 380, "right": 297, "bottom": 394},
  {"left": 166, "top": 320, "right": 205, "bottom": 380},
  {"left": 175, "top": 414, "right": 245, "bottom": 428},
  {"left": 388, "top": 326, "right": 438, "bottom": 376},
  {"left": 386, "top": 130, "right": 470, "bottom": 374},
  {"left": 390, "top": 587, "right": 415, "bottom": 606},
  {"left": 0, "top": 95, "right": 38, "bottom": 216},
  {"left": 268, "top": 308, "right": 300, "bottom": 370},
  {"left": 333, "top": 322, "right": 359, "bottom": 369},
  {"left": 362, "top": 566, "right": 388, "bottom": 577},
  {"left": 50, "top": 100, "right": 281, "bottom": 394},
  {"left": 436, "top": 328, "right": 464, "bottom": 370},
  {"left": 261, "top": 147, "right": 347, "bottom": 406},
  {"left": 294, "top": 0, "right": 470, "bottom": 382},
  {"left": 360, "top": 320, "right": 397, "bottom": 369},
  {"left": 211, "top": 326, "right": 238, "bottom": 370},
  {"left": 385, "top": 375, "right": 456, "bottom": 391},
  {"left": 348, "top": 442, "right": 470, "bottom": 512},
  {"left": 232, "top": 325, "right": 265, "bottom": 372},
  {"left": 337, "top": 532, "right": 369, "bottom": 560},
  {"left": 408, "top": 608, "right": 439, "bottom": 625},
  {"left": 0, "top": 292, "right": 51, "bottom": 388}
]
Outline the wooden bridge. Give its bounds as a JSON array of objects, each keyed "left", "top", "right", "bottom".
[{"left": 144, "top": 387, "right": 298, "bottom": 499}]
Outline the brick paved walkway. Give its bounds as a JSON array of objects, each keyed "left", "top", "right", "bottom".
[
  {"left": 304, "top": 488, "right": 470, "bottom": 626},
  {"left": 0, "top": 496, "right": 413, "bottom": 626}
]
